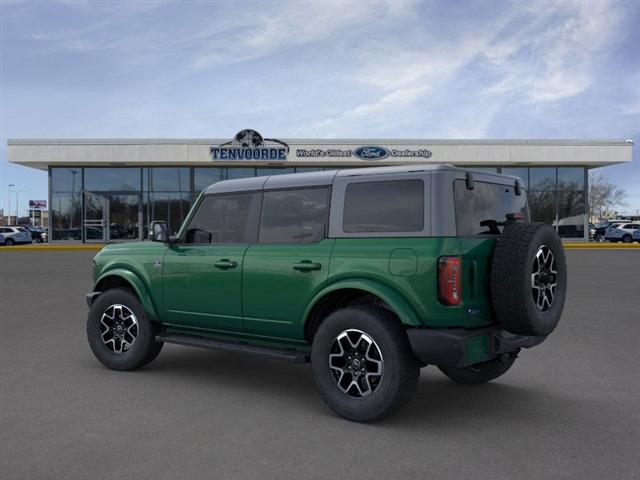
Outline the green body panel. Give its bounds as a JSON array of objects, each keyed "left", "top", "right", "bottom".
[
  {"left": 91, "top": 235, "right": 498, "bottom": 346},
  {"left": 161, "top": 244, "right": 248, "bottom": 332},
  {"left": 242, "top": 239, "right": 334, "bottom": 343},
  {"left": 326, "top": 237, "right": 494, "bottom": 329},
  {"left": 93, "top": 242, "right": 168, "bottom": 321}
]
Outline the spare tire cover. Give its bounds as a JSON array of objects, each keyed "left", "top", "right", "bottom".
[{"left": 490, "top": 222, "right": 567, "bottom": 336}]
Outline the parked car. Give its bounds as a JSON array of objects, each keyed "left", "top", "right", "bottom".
[
  {"left": 85, "top": 165, "right": 567, "bottom": 422},
  {"left": 605, "top": 223, "right": 640, "bottom": 243},
  {"left": 0, "top": 226, "right": 33, "bottom": 246},
  {"left": 21, "top": 225, "right": 48, "bottom": 244},
  {"left": 591, "top": 221, "right": 626, "bottom": 242}
]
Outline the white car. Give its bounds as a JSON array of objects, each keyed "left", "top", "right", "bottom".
[
  {"left": 0, "top": 226, "right": 32, "bottom": 246},
  {"left": 605, "top": 223, "right": 640, "bottom": 243}
]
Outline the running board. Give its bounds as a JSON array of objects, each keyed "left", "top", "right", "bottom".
[{"left": 156, "top": 333, "right": 310, "bottom": 364}]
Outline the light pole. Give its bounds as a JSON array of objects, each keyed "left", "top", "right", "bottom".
[
  {"left": 8, "top": 184, "right": 15, "bottom": 225},
  {"left": 15, "top": 190, "right": 26, "bottom": 225}
]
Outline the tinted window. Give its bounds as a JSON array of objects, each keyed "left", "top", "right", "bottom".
[
  {"left": 184, "top": 193, "right": 260, "bottom": 244},
  {"left": 259, "top": 188, "right": 329, "bottom": 244},
  {"left": 343, "top": 180, "right": 424, "bottom": 233},
  {"left": 454, "top": 180, "right": 529, "bottom": 236}
]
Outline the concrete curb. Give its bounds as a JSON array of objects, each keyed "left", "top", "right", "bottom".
[{"left": 1, "top": 243, "right": 639, "bottom": 252}]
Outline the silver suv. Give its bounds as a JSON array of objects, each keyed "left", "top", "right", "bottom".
[{"left": 0, "top": 226, "right": 32, "bottom": 246}]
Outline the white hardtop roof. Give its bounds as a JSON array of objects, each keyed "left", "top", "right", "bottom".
[{"left": 203, "top": 164, "right": 481, "bottom": 194}]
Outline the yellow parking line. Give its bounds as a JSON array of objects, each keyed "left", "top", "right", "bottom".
[{"left": 564, "top": 243, "right": 640, "bottom": 249}]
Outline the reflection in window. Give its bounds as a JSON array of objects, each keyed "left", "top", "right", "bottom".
[
  {"left": 259, "top": 188, "right": 329, "bottom": 243},
  {"left": 51, "top": 168, "right": 82, "bottom": 193},
  {"left": 343, "top": 180, "right": 424, "bottom": 233},
  {"left": 256, "top": 168, "right": 295, "bottom": 176},
  {"left": 501, "top": 168, "right": 529, "bottom": 189},
  {"left": 454, "top": 181, "right": 529, "bottom": 236},
  {"left": 145, "top": 168, "right": 189, "bottom": 192},
  {"left": 529, "top": 190, "right": 557, "bottom": 225},
  {"left": 557, "top": 190, "right": 585, "bottom": 238},
  {"left": 51, "top": 193, "right": 81, "bottom": 240},
  {"left": 557, "top": 167, "right": 584, "bottom": 191},
  {"left": 85, "top": 168, "right": 141, "bottom": 191},
  {"left": 529, "top": 168, "right": 556, "bottom": 190},
  {"left": 185, "top": 193, "right": 260, "bottom": 244},
  {"left": 194, "top": 168, "right": 224, "bottom": 192},
  {"left": 226, "top": 168, "right": 256, "bottom": 180},
  {"left": 145, "top": 192, "right": 191, "bottom": 238}
]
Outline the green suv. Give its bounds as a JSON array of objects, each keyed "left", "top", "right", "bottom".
[{"left": 86, "top": 165, "right": 567, "bottom": 421}]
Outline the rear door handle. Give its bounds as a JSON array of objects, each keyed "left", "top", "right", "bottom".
[
  {"left": 214, "top": 259, "right": 238, "bottom": 270},
  {"left": 293, "top": 260, "right": 321, "bottom": 272}
]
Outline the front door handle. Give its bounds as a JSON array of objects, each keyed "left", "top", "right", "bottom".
[
  {"left": 214, "top": 259, "right": 238, "bottom": 270},
  {"left": 293, "top": 260, "right": 321, "bottom": 272}
]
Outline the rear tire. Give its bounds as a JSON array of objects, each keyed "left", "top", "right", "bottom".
[
  {"left": 311, "top": 306, "right": 419, "bottom": 422},
  {"left": 438, "top": 354, "right": 517, "bottom": 385},
  {"left": 623, "top": 235, "right": 632, "bottom": 243},
  {"left": 87, "top": 288, "right": 163, "bottom": 371},
  {"left": 5, "top": 238, "right": 14, "bottom": 246}
]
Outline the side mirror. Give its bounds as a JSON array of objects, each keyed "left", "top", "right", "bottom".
[{"left": 149, "top": 221, "right": 169, "bottom": 242}]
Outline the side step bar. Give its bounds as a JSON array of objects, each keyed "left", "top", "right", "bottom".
[{"left": 156, "top": 333, "right": 310, "bottom": 364}]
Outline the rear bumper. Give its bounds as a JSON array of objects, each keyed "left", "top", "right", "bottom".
[{"left": 407, "top": 326, "right": 546, "bottom": 368}]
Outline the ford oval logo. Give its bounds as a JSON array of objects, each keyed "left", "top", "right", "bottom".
[{"left": 354, "top": 146, "right": 389, "bottom": 160}]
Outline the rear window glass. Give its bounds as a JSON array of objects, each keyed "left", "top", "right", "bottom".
[
  {"left": 454, "top": 180, "right": 529, "bottom": 236},
  {"left": 343, "top": 179, "right": 424, "bottom": 233},
  {"left": 259, "top": 188, "right": 329, "bottom": 244}
]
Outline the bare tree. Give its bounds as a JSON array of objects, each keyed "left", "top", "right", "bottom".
[{"left": 589, "top": 172, "right": 627, "bottom": 221}]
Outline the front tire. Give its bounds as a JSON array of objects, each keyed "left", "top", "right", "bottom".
[
  {"left": 311, "top": 306, "right": 419, "bottom": 422},
  {"left": 87, "top": 288, "right": 163, "bottom": 370},
  {"left": 623, "top": 235, "right": 632, "bottom": 243},
  {"left": 595, "top": 233, "right": 605, "bottom": 243},
  {"left": 5, "top": 238, "right": 14, "bottom": 246},
  {"left": 438, "top": 353, "right": 517, "bottom": 385}
]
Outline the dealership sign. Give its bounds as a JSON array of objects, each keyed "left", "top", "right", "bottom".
[
  {"left": 211, "top": 130, "right": 433, "bottom": 162},
  {"left": 211, "top": 129, "right": 289, "bottom": 161},
  {"left": 296, "top": 146, "right": 433, "bottom": 160},
  {"left": 29, "top": 200, "right": 47, "bottom": 209}
]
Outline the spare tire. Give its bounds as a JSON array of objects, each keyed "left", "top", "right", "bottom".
[{"left": 490, "top": 222, "right": 567, "bottom": 336}]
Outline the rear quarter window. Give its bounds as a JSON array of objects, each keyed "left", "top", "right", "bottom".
[
  {"left": 454, "top": 180, "right": 529, "bottom": 236},
  {"left": 343, "top": 179, "right": 424, "bottom": 233}
]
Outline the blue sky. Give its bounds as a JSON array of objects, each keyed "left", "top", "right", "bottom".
[{"left": 1, "top": 0, "right": 639, "bottom": 216}]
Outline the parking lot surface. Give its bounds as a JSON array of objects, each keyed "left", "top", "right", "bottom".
[{"left": 1, "top": 250, "right": 639, "bottom": 479}]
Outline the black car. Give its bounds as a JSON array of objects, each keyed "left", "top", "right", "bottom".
[{"left": 20, "top": 225, "right": 48, "bottom": 244}]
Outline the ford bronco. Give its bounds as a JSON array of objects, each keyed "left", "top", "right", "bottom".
[{"left": 86, "top": 164, "right": 567, "bottom": 422}]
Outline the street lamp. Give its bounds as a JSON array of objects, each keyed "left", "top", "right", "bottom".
[
  {"left": 15, "top": 190, "right": 26, "bottom": 225},
  {"left": 8, "top": 184, "right": 15, "bottom": 225}
]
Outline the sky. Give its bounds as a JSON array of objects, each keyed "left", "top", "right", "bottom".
[{"left": 1, "top": 0, "right": 639, "bottom": 217}]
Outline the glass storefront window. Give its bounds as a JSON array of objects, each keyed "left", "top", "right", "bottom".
[
  {"left": 144, "top": 192, "right": 191, "bottom": 237},
  {"left": 85, "top": 168, "right": 141, "bottom": 191},
  {"left": 51, "top": 168, "right": 82, "bottom": 193},
  {"left": 226, "top": 168, "right": 256, "bottom": 180},
  {"left": 194, "top": 168, "right": 224, "bottom": 192},
  {"left": 256, "top": 167, "right": 295, "bottom": 176},
  {"left": 51, "top": 192, "right": 82, "bottom": 240},
  {"left": 557, "top": 190, "right": 585, "bottom": 238},
  {"left": 501, "top": 168, "right": 529, "bottom": 189},
  {"left": 529, "top": 168, "right": 556, "bottom": 190},
  {"left": 529, "top": 190, "right": 557, "bottom": 225},
  {"left": 145, "top": 168, "right": 190, "bottom": 192},
  {"left": 557, "top": 167, "right": 584, "bottom": 191}
]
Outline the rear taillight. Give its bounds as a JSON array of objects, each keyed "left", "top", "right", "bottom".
[{"left": 438, "top": 256, "right": 462, "bottom": 306}]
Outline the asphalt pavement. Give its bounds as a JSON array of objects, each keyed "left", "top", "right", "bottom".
[{"left": 1, "top": 250, "right": 639, "bottom": 479}]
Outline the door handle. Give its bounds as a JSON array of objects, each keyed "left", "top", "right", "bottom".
[
  {"left": 293, "top": 260, "right": 321, "bottom": 272},
  {"left": 214, "top": 259, "right": 238, "bottom": 270}
]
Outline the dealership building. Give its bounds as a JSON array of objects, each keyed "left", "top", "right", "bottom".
[{"left": 7, "top": 132, "right": 633, "bottom": 243}]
